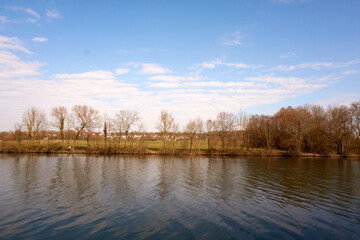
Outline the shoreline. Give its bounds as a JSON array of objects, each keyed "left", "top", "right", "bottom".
[
  {"left": 1, "top": 140, "right": 359, "bottom": 158},
  {"left": 1, "top": 149, "right": 359, "bottom": 158}
]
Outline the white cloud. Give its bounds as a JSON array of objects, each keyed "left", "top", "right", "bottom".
[
  {"left": 280, "top": 52, "right": 295, "bottom": 58},
  {"left": 156, "top": 81, "right": 260, "bottom": 89},
  {"left": 201, "top": 59, "right": 261, "bottom": 69},
  {"left": 148, "top": 75, "right": 185, "bottom": 82},
  {"left": 277, "top": 65, "right": 295, "bottom": 71},
  {"left": 25, "top": 18, "right": 37, "bottom": 23},
  {"left": 115, "top": 68, "right": 130, "bottom": 75},
  {"left": 223, "top": 62, "right": 261, "bottom": 68},
  {"left": 187, "top": 81, "right": 258, "bottom": 88},
  {"left": 315, "top": 93, "right": 360, "bottom": 106},
  {"left": 221, "top": 31, "right": 243, "bottom": 46},
  {"left": 54, "top": 70, "right": 115, "bottom": 80},
  {"left": 0, "top": 50, "right": 44, "bottom": 79},
  {"left": 338, "top": 59, "right": 360, "bottom": 68},
  {"left": 147, "top": 82, "right": 182, "bottom": 88},
  {"left": 0, "top": 16, "right": 10, "bottom": 24},
  {"left": 24, "top": 8, "right": 40, "bottom": 18},
  {"left": 277, "top": 59, "right": 360, "bottom": 71},
  {"left": 145, "top": 73, "right": 330, "bottom": 100},
  {"left": 0, "top": 35, "right": 32, "bottom": 54},
  {"left": 8, "top": 6, "right": 40, "bottom": 19},
  {"left": 186, "top": 75, "right": 206, "bottom": 81},
  {"left": 0, "top": 65, "right": 333, "bottom": 131},
  {"left": 0, "top": 65, "right": 157, "bottom": 130},
  {"left": 2, "top": 56, "right": 330, "bottom": 130},
  {"left": 32, "top": 37, "right": 48, "bottom": 42},
  {"left": 46, "top": 9, "right": 62, "bottom": 20},
  {"left": 137, "top": 63, "right": 171, "bottom": 75},
  {"left": 343, "top": 70, "right": 358, "bottom": 75},
  {"left": 245, "top": 75, "right": 329, "bottom": 93},
  {"left": 246, "top": 75, "right": 304, "bottom": 84},
  {"left": 0, "top": 35, "right": 339, "bottom": 132},
  {"left": 148, "top": 75, "right": 206, "bottom": 82},
  {"left": 201, "top": 62, "right": 216, "bottom": 68}
]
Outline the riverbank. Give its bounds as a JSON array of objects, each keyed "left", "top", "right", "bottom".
[{"left": 1, "top": 140, "right": 358, "bottom": 158}]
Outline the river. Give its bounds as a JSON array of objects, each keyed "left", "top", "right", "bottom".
[{"left": 0, "top": 154, "right": 359, "bottom": 239}]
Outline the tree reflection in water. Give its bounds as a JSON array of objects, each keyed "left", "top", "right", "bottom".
[{"left": 0, "top": 154, "right": 359, "bottom": 239}]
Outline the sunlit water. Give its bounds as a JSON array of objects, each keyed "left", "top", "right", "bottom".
[{"left": 0, "top": 154, "right": 359, "bottom": 239}]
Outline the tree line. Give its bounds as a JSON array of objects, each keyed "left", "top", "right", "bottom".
[{"left": 2, "top": 101, "right": 360, "bottom": 156}]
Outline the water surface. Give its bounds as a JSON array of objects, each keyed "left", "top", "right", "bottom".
[{"left": 0, "top": 154, "right": 359, "bottom": 239}]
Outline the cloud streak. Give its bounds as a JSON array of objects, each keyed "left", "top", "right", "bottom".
[
  {"left": 277, "top": 59, "right": 360, "bottom": 71},
  {"left": 0, "top": 35, "right": 32, "bottom": 54},
  {"left": 46, "top": 9, "right": 62, "bottom": 20},
  {"left": 0, "top": 16, "right": 10, "bottom": 24},
  {"left": 201, "top": 59, "right": 261, "bottom": 69},
  {"left": 115, "top": 68, "right": 130, "bottom": 75},
  {"left": 280, "top": 52, "right": 295, "bottom": 58},
  {"left": 32, "top": 37, "right": 48, "bottom": 42},
  {"left": 221, "top": 31, "right": 243, "bottom": 46},
  {"left": 0, "top": 50, "right": 44, "bottom": 79},
  {"left": 7, "top": 6, "right": 41, "bottom": 19},
  {"left": 137, "top": 63, "right": 171, "bottom": 75}
]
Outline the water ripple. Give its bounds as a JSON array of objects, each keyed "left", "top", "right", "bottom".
[{"left": 0, "top": 155, "right": 359, "bottom": 239}]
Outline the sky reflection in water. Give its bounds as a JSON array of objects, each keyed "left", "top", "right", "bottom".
[{"left": 0, "top": 155, "right": 359, "bottom": 239}]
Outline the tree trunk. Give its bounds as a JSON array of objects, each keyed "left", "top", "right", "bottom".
[
  {"left": 336, "top": 140, "right": 343, "bottom": 156},
  {"left": 125, "top": 132, "right": 128, "bottom": 149},
  {"left": 190, "top": 137, "right": 193, "bottom": 154},
  {"left": 221, "top": 137, "right": 225, "bottom": 152},
  {"left": 207, "top": 136, "right": 212, "bottom": 155},
  {"left": 60, "top": 129, "right": 64, "bottom": 142}
]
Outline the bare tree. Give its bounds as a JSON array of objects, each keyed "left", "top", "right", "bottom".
[
  {"left": 214, "top": 112, "right": 237, "bottom": 152},
  {"left": 22, "top": 107, "right": 47, "bottom": 143},
  {"left": 136, "top": 122, "right": 147, "bottom": 153},
  {"left": 156, "top": 110, "right": 177, "bottom": 148},
  {"left": 275, "top": 107, "right": 304, "bottom": 153},
  {"left": 245, "top": 115, "right": 261, "bottom": 150},
  {"left": 185, "top": 119, "right": 197, "bottom": 154},
  {"left": 259, "top": 115, "right": 275, "bottom": 152},
  {"left": 72, "top": 105, "right": 100, "bottom": 146},
  {"left": 237, "top": 110, "right": 249, "bottom": 152},
  {"left": 169, "top": 122, "right": 180, "bottom": 152},
  {"left": 64, "top": 113, "right": 75, "bottom": 144},
  {"left": 350, "top": 101, "right": 360, "bottom": 153},
  {"left": 113, "top": 110, "right": 141, "bottom": 148},
  {"left": 51, "top": 106, "right": 68, "bottom": 142},
  {"left": 245, "top": 114, "right": 275, "bottom": 152},
  {"left": 14, "top": 123, "right": 22, "bottom": 146},
  {"left": 306, "top": 105, "right": 327, "bottom": 154},
  {"left": 195, "top": 117, "right": 204, "bottom": 152},
  {"left": 325, "top": 105, "right": 352, "bottom": 156},
  {"left": 103, "top": 114, "right": 112, "bottom": 146},
  {"left": 206, "top": 119, "right": 215, "bottom": 154}
]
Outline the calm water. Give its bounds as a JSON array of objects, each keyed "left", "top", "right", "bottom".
[{"left": 0, "top": 155, "right": 359, "bottom": 239}]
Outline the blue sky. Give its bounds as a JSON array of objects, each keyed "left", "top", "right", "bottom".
[{"left": 0, "top": 0, "right": 360, "bottom": 131}]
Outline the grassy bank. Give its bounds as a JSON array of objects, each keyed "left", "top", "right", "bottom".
[{"left": 1, "top": 140, "right": 358, "bottom": 158}]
